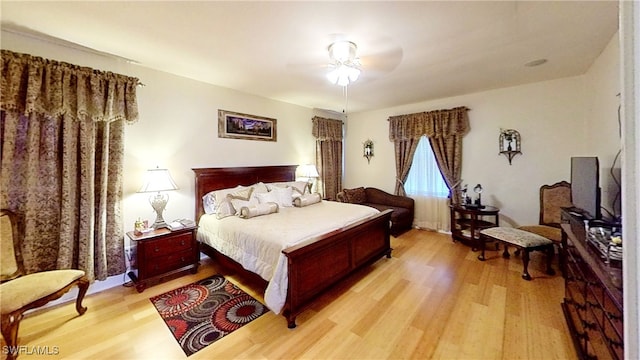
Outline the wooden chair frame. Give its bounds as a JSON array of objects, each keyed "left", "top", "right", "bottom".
[{"left": 0, "top": 210, "right": 89, "bottom": 360}]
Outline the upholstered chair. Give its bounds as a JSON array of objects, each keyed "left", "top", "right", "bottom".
[
  {"left": 518, "top": 181, "right": 573, "bottom": 243},
  {"left": 1, "top": 209, "right": 89, "bottom": 360}
]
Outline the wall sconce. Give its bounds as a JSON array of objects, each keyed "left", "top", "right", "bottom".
[
  {"left": 499, "top": 129, "right": 522, "bottom": 165},
  {"left": 363, "top": 139, "right": 374, "bottom": 164}
]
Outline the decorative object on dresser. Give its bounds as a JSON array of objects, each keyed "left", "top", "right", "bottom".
[
  {"left": 1, "top": 209, "right": 90, "bottom": 360},
  {"left": 138, "top": 167, "right": 179, "bottom": 229},
  {"left": 363, "top": 139, "right": 374, "bottom": 163},
  {"left": 472, "top": 183, "right": 484, "bottom": 207},
  {"left": 337, "top": 187, "right": 414, "bottom": 236},
  {"left": 561, "top": 209, "right": 623, "bottom": 360},
  {"left": 498, "top": 128, "right": 522, "bottom": 165},
  {"left": 126, "top": 226, "right": 199, "bottom": 293},
  {"left": 218, "top": 109, "right": 277, "bottom": 142},
  {"left": 150, "top": 275, "right": 268, "bottom": 356},
  {"left": 449, "top": 204, "right": 499, "bottom": 247},
  {"left": 193, "top": 166, "right": 392, "bottom": 328},
  {"left": 479, "top": 227, "right": 555, "bottom": 280}
]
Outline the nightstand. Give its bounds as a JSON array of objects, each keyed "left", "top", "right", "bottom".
[{"left": 126, "top": 226, "right": 199, "bottom": 293}]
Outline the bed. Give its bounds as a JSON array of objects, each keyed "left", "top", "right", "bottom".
[{"left": 193, "top": 165, "right": 392, "bottom": 328}]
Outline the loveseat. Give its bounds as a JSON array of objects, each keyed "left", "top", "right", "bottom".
[{"left": 337, "top": 187, "right": 414, "bottom": 236}]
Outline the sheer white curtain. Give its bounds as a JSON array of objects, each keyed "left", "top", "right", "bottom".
[{"left": 404, "top": 136, "right": 451, "bottom": 231}]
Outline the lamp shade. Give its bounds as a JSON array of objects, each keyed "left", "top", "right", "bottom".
[
  {"left": 138, "top": 168, "right": 178, "bottom": 193},
  {"left": 298, "top": 164, "right": 319, "bottom": 178}
]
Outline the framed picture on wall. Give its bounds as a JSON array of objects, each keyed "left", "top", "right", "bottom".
[{"left": 218, "top": 109, "right": 277, "bottom": 142}]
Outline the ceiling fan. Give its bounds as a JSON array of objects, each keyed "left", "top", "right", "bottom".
[
  {"left": 326, "top": 40, "right": 361, "bottom": 86},
  {"left": 287, "top": 33, "right": 403, "bottom": 86}
]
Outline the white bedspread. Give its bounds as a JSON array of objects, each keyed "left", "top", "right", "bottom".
[{"left": 196, "top": 200, "right": 379, "bottom": 314}]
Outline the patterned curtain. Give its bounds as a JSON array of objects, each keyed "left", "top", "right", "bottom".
[
  {"left": 312, "top": 116, "right": 343, "bottom": 200},
  {"left": 388, "top": 106, "right": 469, "bottom": 203},
  {"left": 0, "top": 50, "right": 140, "bottom": 281}
]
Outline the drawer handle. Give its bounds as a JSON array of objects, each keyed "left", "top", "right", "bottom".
[
  {"left": 586, "top": 300, "right": 599, "bottom": 308},
  {"left": 154, "top": 247, "right": 160, "bottom": 252},
  {"left": 607, "top": 337, "right": 623, "bottom": 348},
  {"left": 606, "top": 311, "right": 622, "bottom": 321},
  {"left": 581, "top": 319, "right": 596, "bottom": 330},
  {"left": 181, "top": 240, "right": 185, "bottom": 246}
]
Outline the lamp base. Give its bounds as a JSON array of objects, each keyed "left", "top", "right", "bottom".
[{"left": 149, "top": 193, "right": 169, "bottom": 229}]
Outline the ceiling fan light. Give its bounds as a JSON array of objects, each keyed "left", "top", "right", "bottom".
[
  {"left": 337, "top": 74, "right": 350, "bottom": 87},
  {"left": 348, "top": 67, "right": 360, "bottom": 82},
  {"left": 327, "top": 68, "right": 339, "bottom": 84},
  {"left": 329, "top": 41, "right": 357, "bottom": 63}
]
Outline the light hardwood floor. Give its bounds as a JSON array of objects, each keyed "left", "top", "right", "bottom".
[{"left": 3, "top": 230, "right": 577, "bottom": 359}]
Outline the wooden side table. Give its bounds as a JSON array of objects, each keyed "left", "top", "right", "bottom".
[
  {"left": 126, "top": 226, "right": 199, "bottom": 293},
  {"left": 449, "top": 204, "right": 500, "bottom": 248}
]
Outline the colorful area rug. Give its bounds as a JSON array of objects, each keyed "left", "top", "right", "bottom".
[{"left": 150, "top": 275, "right": 268, "bottom": 356}]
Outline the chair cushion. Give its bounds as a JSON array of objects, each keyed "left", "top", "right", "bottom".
[
  {"left": 0, "top": 270, "right": 85, "bottom": 314},
  {"left": 517, "top": 225, "right": 562, "bottom": 243},
  {"left": 481, "top": 227, "right": 553, "bottom": 248}
]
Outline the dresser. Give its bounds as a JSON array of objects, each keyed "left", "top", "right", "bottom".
[
  {"left": 561, "top": 210, "right": 623, "bottom": 360},
  {"left": 126, "top": 227, "right": 199, "bottom": 292}
]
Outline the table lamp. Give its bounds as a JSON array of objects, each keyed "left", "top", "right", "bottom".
[
  {"left": 298, "top": 164, "right": 319, "bottom": 193},
  {"left": 138, "top": 167, "right": 178, "bottom": 229}
]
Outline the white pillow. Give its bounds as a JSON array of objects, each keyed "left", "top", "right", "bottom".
[
  {"left": 272, "top": 186, "right": 294, "bottom": 207},
  {"left": 256, "top": 191, "right": 279, "bottom": 204}
]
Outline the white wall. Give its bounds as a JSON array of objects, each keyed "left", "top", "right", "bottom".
[
  {"left": 1, "top": 30, "right": 316, "bottom": 244},
  {"left": 345, "top": 33, "right": 620, "bottom": 227},
  {"left": 584, "top": 32, "right": 623, "bottom": 219}
]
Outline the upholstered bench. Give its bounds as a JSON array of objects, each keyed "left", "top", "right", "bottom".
[{"left": 479, "top": 227, "right": 555, "bottom": 280}]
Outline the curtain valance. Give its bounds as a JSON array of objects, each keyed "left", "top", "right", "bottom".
[
  {"left": 1, "top": 50, "right": 140, "bottom": 124},
  {"left": 312, "top": 116, "right": 343, "bottom": 141},
  {"left": 388, "top": 106, "right": 469, "bottom": 141}
]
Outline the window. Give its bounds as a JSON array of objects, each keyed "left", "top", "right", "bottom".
[{"left": 404, "top": 136, "right": 449, "bottom": 198}]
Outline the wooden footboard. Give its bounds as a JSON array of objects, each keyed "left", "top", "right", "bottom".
[
  {"left": 193, "top": 166, "right": 393, "bottom": 328},
  {"left": 283, "top": 209, "right": 392, "bottom": 328}
]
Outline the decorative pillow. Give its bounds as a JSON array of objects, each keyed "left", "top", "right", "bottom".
[
  {"left": 239, "top": 202, "right": 279, "bottom": 219},
  {"left": 215, "top": 186, "right": 254, "bottom": 219},
  {"left": 205, "top": 185, "right": 250, "bottom": 213},
  {"left": 215, "top": 198, "right": 236, "bottom": 219},
  {"left": 293, "top": 193, "right": 322, "bottom": 207},
  {"left": 271, "top": 186, "right": 294, "bottom": 207},
  {"left": 256, "top": 191, "right": 279, "bottom": 204},
  {"left": 344, "top": 187, "right": 367, "bottom": 204},
  {"left": 202, "top": 192, "right": 217, "bottom": 215},
  {"left": 251, "top": 182, "right": 269, "bottom": 195},
  {"left": 228, "top": 187, "right": 257, "bottom": 215},
  {"left": 266, "top": 181, "right": 308, "bottom": 195}
]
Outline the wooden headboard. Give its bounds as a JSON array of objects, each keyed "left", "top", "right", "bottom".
[{"left": 192, "top": 165, "right": 297, "bottom": 220}]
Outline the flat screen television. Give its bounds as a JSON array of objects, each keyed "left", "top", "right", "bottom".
[{"left": 570, "top": 156, "right": 601, "bottom": 219}]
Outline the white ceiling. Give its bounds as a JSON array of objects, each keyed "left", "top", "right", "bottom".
[{"left": 1, "top": 1, "right": 619, "bottom": 114}]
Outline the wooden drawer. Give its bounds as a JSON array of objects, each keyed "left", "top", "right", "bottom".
[
  {"left": 142, "top": 249, "right": 196, "bottom": 278},
  {"left": 126, "top": 227, "right": 199, "bottom": 292},
  {"left": 143, "top": 232, "right": 193, "bottom": 259},
  {"left": 602, "top": 293, "right": 623, "bottom": 339}
]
